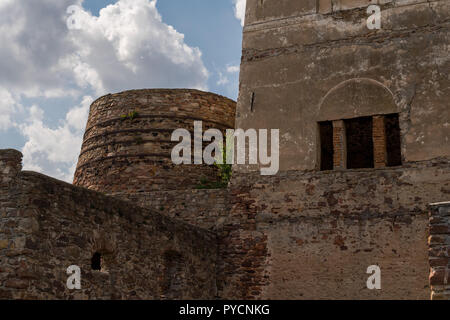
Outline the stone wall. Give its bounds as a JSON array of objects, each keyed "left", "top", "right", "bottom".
[
  {"left": 219, "top": 159, "right": 450, "bottom": 299},
  {"left": 74, "top": 89, "right": 236, "bottom": 201},
  {"left": 0, "top": 150, "right": 26, "bottom": 298},
  {"left": 428, "top": 202, "right": 450, "bottom": 300},
  {"left": 0, "top": 150, "right": 217, "bottom": 299},
  {"left": 121, "top": 189, "right": 231, "bottom": 231}
]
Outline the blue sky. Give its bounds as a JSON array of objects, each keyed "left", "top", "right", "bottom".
[{"left": 0, "top": 0, "right": 245, "bottom": 181}]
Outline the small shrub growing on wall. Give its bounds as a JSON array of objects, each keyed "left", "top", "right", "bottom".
[
  {"left": 121, "top": 111, "right": 139, "bottom": 120},
  {"left": 195, "top": 140, "right": 232, "bottom": 189}
]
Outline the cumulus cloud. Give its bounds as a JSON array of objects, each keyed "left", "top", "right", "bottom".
[
  {"left": 0, "top": 88, "right": 21, "bottom": 131},
  {"left": 65, "top": 0, "right": 209, "bottom": 93},
  {"left": 234, "top": 0, "right": 246, "bottom": 27},
  {"left": 226, "top": 65, "right": 240, "bottom": 73},
  {"left": 65, "top": 95, "right": 92, "bottom": 131},
  {"left": 0, "top": 0, "right": 82, "bottom": 98},
  {"left": 0, "top": 0, "right": 209, "bottom": 181},
  {"left": 217, "top": 71, "right": 229, "bottom": 86},
  {"left": 20, "top": 96, "right": 92, "bottom": 182}
]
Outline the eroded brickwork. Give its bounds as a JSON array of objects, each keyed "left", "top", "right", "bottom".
[
  {"left": 219, "top": 160, "right": 450, "bottom": 299},
  {"left": 372, "top": 116, "right": 387, "bottom": 168},
  {"left": 428, "top": 202, "right": 450, "bottom": 300},
  {"left": 332, "top": 120, "right": 346, "bottom": 169}
]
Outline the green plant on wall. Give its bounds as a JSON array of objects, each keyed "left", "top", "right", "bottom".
[
  {"left": 195, "top": 136, "right": 233, "bottom": 189},
  {"left": 121, "top": 111, "right": 139, "bottom": 121},
  {"left": 214, "top": 142, "right": 232, "bottom": 187}
]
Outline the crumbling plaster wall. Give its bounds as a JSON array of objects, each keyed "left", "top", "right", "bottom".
[{"left": 237, "top": 0, "right": 450, "bottom": 172}]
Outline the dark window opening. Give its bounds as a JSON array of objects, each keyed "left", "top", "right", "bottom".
[
  {"left": 319, "top": 121, "right": 333, "bottom": 170},
  {"left": 385, "top": 113, "right": 402, "bottom": 167},
  {"left": 250, "top": 92, "right": 255, "bottom": 112},
  {"left": 345, "top": 116, "right": 374, "bottom": 169},
  {"left": 91, "top": 252, "right": 102, "bottom": 270},
  {"left": 318, "top": 114, "right": 401, "bottom": 171}
]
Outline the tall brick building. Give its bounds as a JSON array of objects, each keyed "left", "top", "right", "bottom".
[{"left": 0, "top": 0, "right": 449, "bottom": 299}]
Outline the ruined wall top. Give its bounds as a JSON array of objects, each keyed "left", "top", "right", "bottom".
[{"left": 0, "top": 149, "right": 22, "bottom": 183}]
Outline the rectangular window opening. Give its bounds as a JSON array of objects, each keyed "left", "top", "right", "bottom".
[
  {"left": 319, "top": 121, "right": 333, "bottom": 171},
  {"left": 345, "top": 116, "right": 374, "bottom": 169},
  {"left": 385, "top": 113, "right": 402, "bottom": 167}
]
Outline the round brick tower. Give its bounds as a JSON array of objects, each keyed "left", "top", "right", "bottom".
[{"left": 73, "top": 89, "right": 236, "bottom": 200}]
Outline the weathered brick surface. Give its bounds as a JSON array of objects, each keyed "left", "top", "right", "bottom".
[
  {"left": 1, "top": 150, "right": 217, "bottom": 300},
  {"left": 74, "top": 89, "right": 236, "bottom": 199},
  {"left": 428, "top": 202, "right": 450, "bottom": 300},
  {"left": 373, "top": 116, "right": 387, "bottom": 168},
  {"left": 219, "top": 159, "right": 450, "bottom": 299},
  {"left": 332, "top": 120, "right": 346, "bottom": 169}
]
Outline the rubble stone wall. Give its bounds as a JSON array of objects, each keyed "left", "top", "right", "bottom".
[
  {"left": 0, "top": 150, "right": 217, "bottom": 299},
  {"left": 122, "top": 189, "right": 231, "bottom": 231}
]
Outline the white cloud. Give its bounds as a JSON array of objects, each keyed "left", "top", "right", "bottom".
[
  {"left": 0, "top": 0, "right": 210, "bottom": 181},
  {"left": 0, "top": 0, "right": 82, "bottom": 98},
  {"left": 20, "top": 96, "right": 92, "bottom": 182},
  {"left": 234, "top": 0, "right": 246, "bottom": 27},
  {"left": 227, "top": 65, "right": 240, "bottom": 73},
  {"left": 65, "top": 0, "right": 209, "bottom": 93},
  {"left": 66, "top": 95, "right": 92, "bottom": 131},
  {"left": 0, "top": 88, "right": 20, "bottom": 131},
  {"left": 217, "top": 71, "right": 229, "bottom": 86}
]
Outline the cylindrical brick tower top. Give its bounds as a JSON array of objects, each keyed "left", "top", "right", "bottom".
[{"left": 73, "top": 89, "right": 236, "bottom": 200}]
